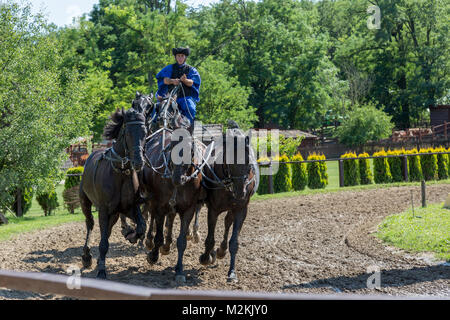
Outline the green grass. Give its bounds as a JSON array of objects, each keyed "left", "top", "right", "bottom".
[
  {"left": 376, "top": 203, "right": 450, "bottom": 261},
  {"left": 0, "top": 183, "right": 92, "bottom": 242}
]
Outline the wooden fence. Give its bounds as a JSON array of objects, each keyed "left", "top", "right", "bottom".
[{"left": 0, "top": 270, "right": 442, "bottom": 300}]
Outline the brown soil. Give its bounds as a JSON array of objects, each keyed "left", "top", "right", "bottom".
[{"left": 0, "top": 184, "right": 449, "bottom": 299}]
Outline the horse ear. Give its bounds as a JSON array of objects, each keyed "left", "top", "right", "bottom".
[{"left": 136, "top": 91, "right": 141, "bottom": 99}]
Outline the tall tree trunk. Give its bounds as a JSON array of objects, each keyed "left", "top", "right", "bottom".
[{"left": 0, "top": 212, "right": 8, "bottom": 225}]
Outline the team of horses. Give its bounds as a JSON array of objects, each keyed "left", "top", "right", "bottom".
[{"left": 79, "top": 88, "right": 259, "bottom": 283}]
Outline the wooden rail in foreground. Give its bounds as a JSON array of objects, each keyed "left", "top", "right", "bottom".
[{"left": 0, "top": 270, "right": 446, "bottom": 300}]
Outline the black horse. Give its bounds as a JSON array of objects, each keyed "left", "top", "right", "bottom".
[
  {"left": 79, "top": 95, "right": 150, "bottom": 279},
  {"left": 140, "top": 89, "right": 208, "bottom": 282},
  {"left": 198, "top": 121, "right": 259, "bottom": 282}
]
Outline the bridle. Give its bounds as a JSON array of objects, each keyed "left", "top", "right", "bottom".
[
  {"left": 200, "top": 140, "right": 258, "bottom": 197},
  {"left": 103, "top": 115, "right": 147, "bottom": 175}
]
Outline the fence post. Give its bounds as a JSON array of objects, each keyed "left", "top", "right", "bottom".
[
  {"left": 268, "top": 162, "right": 274, "bottom": 194},
  {"left": 338, "top": 159, "right": 344, "bottom": 187},
  {"left": 402, "top": 155, "right": 409, "bottom": 182},
  {"left": 421, "top": 180, "right": 426, "bottom": 208}
]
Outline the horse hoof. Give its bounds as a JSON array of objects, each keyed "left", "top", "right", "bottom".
[
  {"left": 82, "top": 254, "right": 92, "bottom": 268},
  {"left": 96, "top": 270, "right": 107, "bottom": 280},
  {"left": 121, "top": 227, "right": 134, "bottom": 237},
  {"left": 216, "top": 247, "right": 226, "bottom": 259},
  {"left": 210, "top": 251, "right": 217, "bottom": 265},
  {"left": 126, "top": 231, "right": 138, "bottom": 244},
  {"left": 160, "top": 243, "right": 171, "bottom": 255},
  {"left": 145, "top": 238, "right": 154, "bottom": 250},
  {"left": 193, "top": 232, "right": 200, "bottom": 244},
  {"left": 175, "top": 274, "right": 186, "bottom": 284},
  {"left": 227, "top": 272, "right": 238, "bottom": 283},
  {"left": 186, "top": 232, "right": 193, "bottom": 241},
  {"left": 147, "top": 252, "right": 159, "bottom": 265},
  {"left": 199, "top": 253, "right": 212, "bottom": 266}
]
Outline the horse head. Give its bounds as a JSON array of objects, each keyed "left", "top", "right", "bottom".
[{"left": 221, "top": 121, "right": 257, "bottom": 200}]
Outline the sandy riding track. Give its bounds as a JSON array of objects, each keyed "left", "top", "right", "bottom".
[{"left": 0, "top": 184, "right": 449, "bottom": 299}]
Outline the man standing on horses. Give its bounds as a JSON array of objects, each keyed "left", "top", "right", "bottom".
[{"left": 155, "top": 47, "right": 201, "bottom": 126}]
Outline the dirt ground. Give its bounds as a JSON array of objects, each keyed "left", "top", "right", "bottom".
[{"left": 0, "top": 184, "right": 449, "bottom": 299}]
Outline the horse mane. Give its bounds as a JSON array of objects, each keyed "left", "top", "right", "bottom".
[{"left": 103, "top": 108, "right": 124, "bottom": 140}]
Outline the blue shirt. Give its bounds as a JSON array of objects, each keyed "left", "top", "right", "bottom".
[{"left": 155, "top": 64, "right": 201, "bottom": 103}]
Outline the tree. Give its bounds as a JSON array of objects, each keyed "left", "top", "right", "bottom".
[
  {"left": 195, "top": 57, "right": 257, "bottom": 130},
  {"left": 0, "top": 3, "right": 91, "bottom": 213},
  {"left": 334, "top": 103, "right": 394, "bottom": 147}
]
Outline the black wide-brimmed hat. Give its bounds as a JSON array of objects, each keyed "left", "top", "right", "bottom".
[{"left": 172, "top": 47, "right": 190, "bottom": 56}]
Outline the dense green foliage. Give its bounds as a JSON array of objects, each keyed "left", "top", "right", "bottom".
[
  {"left": 273, "top": 155, "right": 292, "bottom": 193},
  {"left": 290, "top": 154, "right": 307, "bottom": 191},
  {"left": 307, "top": 154, "right": 328, "bottom": 189},
  {"left": 373, "top": 150, "right": 392, "bottom": 184},
  {"left": 64, "top": 167, "right": 84, "bottom": 190},
  {"left": 334, "top": 104, "right": 394, "bottom": 146},
  {"left": 387, "top": 150, "right": 404, "bottom": 183},
  {"left": 358, "top": 153, "right": 373, "bottom": 185},
  {"left": 419, "top": 148, "right": 438, "bottom": 181},
  {"left": 341, "top": 152, "right": 359, "bottom": 186},
  {"left": 406, "top": 149, "right": 423, "bottom": 182},
  {"left": 434, "top": 147, "right": 449, "bottom": 180}
]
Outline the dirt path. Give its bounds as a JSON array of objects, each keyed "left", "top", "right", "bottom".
[{"left": 0, "top": 184, "right": 449, "bottom": 299}]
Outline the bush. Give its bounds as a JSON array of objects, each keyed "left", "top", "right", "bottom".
[
  {"left": 64, "top": 167, "right": 84, "bottom": 190},
  {"left": 387, "top": 149, "right": 404, "bottom": 182},
  {"left": 273, "top": 155, "right": 292, "bottom": 193},
  {"left": 333, "top": 103, "right": 394, "bottom": 147},
  {"left": 373, "top": 150, "right": 392, "bottom": 184},
  {"left": 419, "top": 148, "right": 438, "bottom": 181},
  {"left": 341, "top": 152, "right": 359, "bottom": 186},
  {"left": 406, "top": 148, "right": 423, "bottom": 182},
  {"left": 358, "top": 153, "right": 373, "bottom": 185},
  {"left": 279, "top": 135, "right": 304, "bottom": 158},
  {"left": 291, "top": 153, "right": 307, "bottom": 191},
  {"left": 10, "top": 187, "right": 33, "bottom": 216},
  {"left": 256, "top": 157, "right": 270, "bottom": 195},
  {"left": 434, "top": 147, "right": 449, "bottom": 180},
  {"left": 64, "top": 167, "right": 83, "bottom": 214},
  {"left": 307, "top": 153, "right": 328, "bottom": 189},
  {"left": 36, "top": 189, "right": 59, "bottom": 216}
]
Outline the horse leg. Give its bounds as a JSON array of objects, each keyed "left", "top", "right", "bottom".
[
  {"left": 199, "top": 207, "right": 218, "bottom": 266},
  {"left": 192, "top": 203, "right": 201, "bottom": 243},
  {"left": 147, "top": 207, "right": 164, "bottom": 265},
  {"left": 174, "top": 205, "right": 196, "bottom": 283},
  {"left": 120, "top": 213, "right": 135, "bottom": 242},
  {"left": 217, "top": 210, "right": 233, "bottom": 259},
  {"left": 160, "top": 211, "right": 176, "bottom": 255},
  {"left": 143, "top": 202, "right": 155, "bottom": 250},
  {"left": 80, "top": 189, "right": 94, "bottom": 269},
  {"left": 96, "top": 209, "right": 118, "bottom": 279},
  {"left": 227, "top": 207, "right": 248, "bottom": 282}
]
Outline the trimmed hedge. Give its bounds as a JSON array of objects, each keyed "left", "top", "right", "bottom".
[
  {"left": 406, "top": 148, "right": 423, "bottom": 182},
  {"left": 10, "top": 187, "right": 33, "bottom": 216},
  {"left": 358, "top": 153, "right": 373, "bottom": 185},
  {"left": 256, "top": 157, "right": 270, "bottom": 195},
  {"left": 273, "top": 155, "right": 292, "bottom": 193},
  {"left": 36, "top": 188, "right": 59, "bottom": 216},
  {"left": 373, "top": 150, "right": 392, "bottom": 184},
  {"left": 341, "top": 152, "right": 359, "bottom": 186},
  {"left": 434, "top": 147, "right": 448, "bottom": 180},
  {"left": 65, "top": 167, "right": 84, "bottom": 190},
  {"left": 291, "top": 153, "right": 307, "bottom": 191},
  {"left": 386, "top": 149, "right": 404, "bottom": 182},
  {"left": 307, "top": 153, "right": 328, "bottom": 189},
  {"left": 419, "top": 148, "right": 438, "bottom": 181}
]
